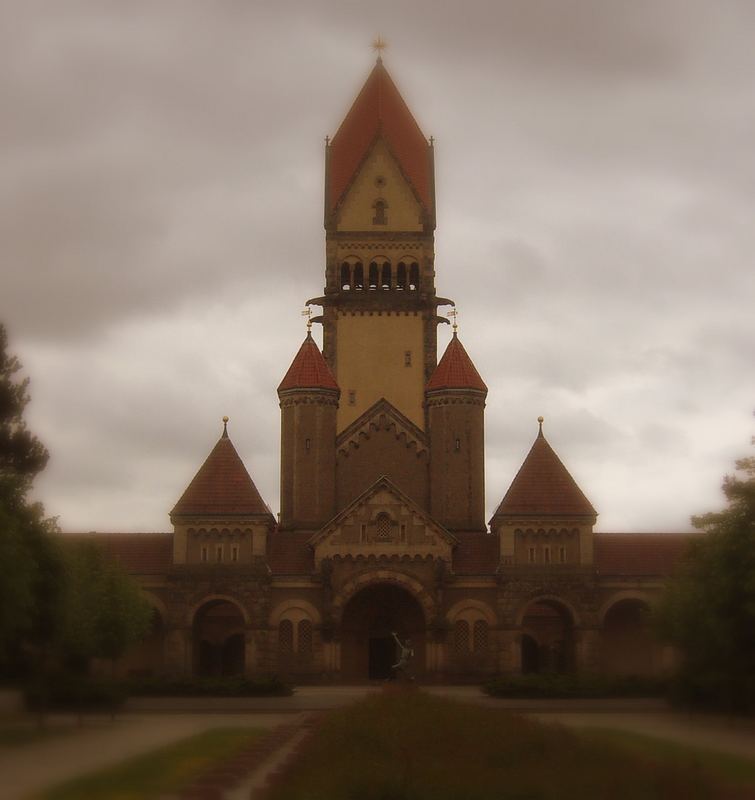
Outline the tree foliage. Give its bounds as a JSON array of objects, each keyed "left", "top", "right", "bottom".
[
  {"left": 0, "top": 323, "right": 62, "bottom": 668},
  {"left": 0, "top": 323, "right": 151, "bottom": 681},
  {"left": 58, "top": 541, "right": 152, "bottom": 672},
  {"left": 658, "top": 455, "right": 755, "bottom": 712}
]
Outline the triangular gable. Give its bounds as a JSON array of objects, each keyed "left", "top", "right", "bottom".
[
  {"left": 309, "top": 475, "right": 456, "bottom": 565},
  {"left": 337, "top": 398, "right": 428, "bottom": 457},
  {"left": 333, "top": 133, "right": 428, "bottom": 223},
  {"left": 327, "top": 60, "right": 431, "bottom": 215}
]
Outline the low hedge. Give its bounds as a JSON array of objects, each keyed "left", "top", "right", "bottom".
[
  {"left": 483, "top": 673, "right": 667, "bottom": 699},
  {"left": 25, "top": 675, "right": 126, "bottom": 712},
  {"left": 123, "top": 675, "right": 293, "bottom": 697}
]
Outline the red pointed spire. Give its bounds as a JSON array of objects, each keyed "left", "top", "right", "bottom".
[
  {"left": 426, "top": 334, "right": 487, "bottom": 393},
  {"left": 171, "top": 422, "right": 272, "bottom": 518},
  {"left": 493, "top": 421, "right": 596, "bottom": 518},
  {"left": 278, "top": 334, "right": 339, "bottom": 393},
  {"left": 327, "top": 60, "right": 431, "bottom": 215}
]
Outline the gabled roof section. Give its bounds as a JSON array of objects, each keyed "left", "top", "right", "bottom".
[
  {"left": 426, "top": 333, "right": 487, "bottom": 393},
  {"left": 328, "top": 59, "right": 431, "bottom": 214},
  {"left": 336, "top": 397, "right": 428, "bottom": 456},
  {"left": 492, "top": 423, "right": 596, "bottom": 519},
  {"left": 171, "top": 426, "right": 273, "bottom": 520},
  {"left": 65, "top": 532, "right": 173, "bottom": 575},
  {"left": 595, "top": 533, "right": 694, "bottom": 576},
  {"left": 278, "top": 333, "right": 339, "bottom": 393},
  {"left": 453, "top": 531, "right": 499, "bottom": 575},
  {"left": 310, "top": 474, "right": 456, "bottom": 547}
]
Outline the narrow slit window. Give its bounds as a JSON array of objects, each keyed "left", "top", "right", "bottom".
[
  {"left": 528, "top": 546, "right": 536, "bottom": 563},
  {"left": 544, "top": 546, "right": 551, "bottom": 564},
  {"left": 404, "top": 350, "right": 412, "bottom": 367},
  {"left": 305, "top": 437, "right": 311, "bottom": 451},
  {"left": 231, "top": 544, "right": 239, "bottom": 563},
  {"left": 215, "top": 544, "right": 223, "bottom": 563},
  {"left": 559, "top": 546, "right": 566, "bottom": 563},
  {"left": 201, "top": 545, "right": 208, "bottom": 563},
  {"left": 348, "top": 390, "right": 356, "bottom": 406},
  {"left": 373, "top": 199, "right": 387, "bottom": 225}
]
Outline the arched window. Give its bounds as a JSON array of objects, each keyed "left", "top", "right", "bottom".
[
  {"left": 298, "top": 619, "right": 313, "bottom": 662},
  {"left": 409, "top": 263, "right": 420, "bottom": 290},
  {"left": 340, "top": 262, "right": 351, "bottom": 290},
  {"left": 396, "top": 262, "right": 407, "bottom": 290},
  {"left": 473, "top": 620, "right": 489, "bottom": 653},
  {"left": 353, "top": 262, "right": 364, "bottom": 290},
  {"left": 453, "top": 620, "right": 470, "bottom": 654},
  {"left": 376, "top": 513, "right": 392, "bottom": 540},
  {"left": 368, "top": 262, "right": 378, "bottom": 290},
  {"left": 373, "top": 199, "right": 388, "bottom": 225},
  {"left": 278, "top": 619, "right": 294, "bottom": 657},
  {"left": 381, "top": 261, "right": 391, "bottom": 290}
]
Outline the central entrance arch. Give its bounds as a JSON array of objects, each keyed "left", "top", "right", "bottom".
[
  {"left": 340, "top": 583, "right": 426, "bottom": 681},
  {"left": 193, "top": 599, "right": 246, "bottom": 677}
]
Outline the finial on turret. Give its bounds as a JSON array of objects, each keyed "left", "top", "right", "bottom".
[
  {"left": 447, "top": 307, "right": 458, "bottom": 334},
  {"left": 537, "top": 416, "right": 544, "bottom": 435},
  {"left": 222, "top": 415, "right": 229, "bottom": 438},
  {"left": 372, "top": 35, "right": 387, "bottom": 62},
  {"left": 301, "top": 306, "right": 313, "bottom": 334}
]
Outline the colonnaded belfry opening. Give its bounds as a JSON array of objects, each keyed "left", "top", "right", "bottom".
[{"left": 80, "top": 50, "right": 693, "bottom": 683}]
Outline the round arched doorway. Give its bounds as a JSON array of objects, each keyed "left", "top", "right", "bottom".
[
  {"left": 520, "top": 599, "right": 575, "bottom": 674},
  {"left": 193, "top": 600, "right": 246, "bottom": 677},
  {"left": 340, "top": 583, "right": 425, "bottom": 681},
  {"left": 601, "top": 598, "right": 656, "bottom": 676}
]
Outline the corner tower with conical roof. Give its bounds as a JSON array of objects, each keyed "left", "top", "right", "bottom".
[
  {"left": 490, "top": 419, "right": 598, "bottom": 569},
  {"left": 170, "top": 419, "right": 275, "bottom": 565},
  {"left": 309, "top": 55, "right": 452, "bottom": 434},
  {"left": 278, "top": 333, "right": 340, "bottom": 529},
  {"left": 426, "top": 332, "right": 488, "bottom": 531}
]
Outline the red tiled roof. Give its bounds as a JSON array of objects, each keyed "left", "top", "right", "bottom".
[
  {"left": 278, "top": 334, "right": 339, "bottom": 393},
  {"left": 493, "top": 430, "right": 596, "bottom": 518},
  {"left": 328, "top": 59, "right": 431, "bottom": 214},
  {"left": 267, "top": 530, "right": 314, "bottom": 575},
  {"left": 595, "top": 533, "right": 694, "bottom": 576},
  {"left": 171, "top": 433, "right": 272, "bottom": 518},
  {"left": 63, "top": 532, "right": 173, "bottom": 575},
  {"left": 453, "top": 531, "right": 499, "bottom": 575},
  {"left": 426, "top": 334, "right": 487, "bottom": 393}
]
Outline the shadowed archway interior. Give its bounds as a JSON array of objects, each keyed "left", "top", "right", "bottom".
[
  {"left": 193, "top": 600, "right": 245, "bottom": 677},
  {"left": 340, "top": 583, "right": 425, "bottom": 681}
]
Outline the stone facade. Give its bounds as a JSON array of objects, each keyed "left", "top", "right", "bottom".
[{"left": 102, "top": 58, "right": 691, "bottom": 684}]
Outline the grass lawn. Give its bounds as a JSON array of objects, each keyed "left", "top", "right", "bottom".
[
  {"left": 38, "top": 727, "right": 262, "bottom": 800},
  {"left": 581, "top": 728, "right": 755, "bottom": 793},
  {"left": 266, "top": 691, "right": 740, "bottom": 800}
]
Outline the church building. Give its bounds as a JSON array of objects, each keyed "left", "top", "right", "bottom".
[{"left": 91, "top": 56, "right": 692, "bottom": 682}]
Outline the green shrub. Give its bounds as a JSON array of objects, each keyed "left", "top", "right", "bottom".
[
  {"left": 123, "top": 675, "right": 293, "bottom": 697},
  {"left": 482, "top": 672, "right": 667, "bottom": 699},
  {"left": 25, "top": 674, "right": 125, "bottom": 712}
]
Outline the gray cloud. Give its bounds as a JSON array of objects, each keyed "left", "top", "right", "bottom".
[{"left": 2, "top": 1, "right": 753, "bottom": 533}]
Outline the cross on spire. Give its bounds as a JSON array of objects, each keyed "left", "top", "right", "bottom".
[{"left": 372, "top": 35, "right": 387, "bottom": 61}]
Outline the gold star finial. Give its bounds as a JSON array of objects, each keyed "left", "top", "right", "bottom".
[
  {"left": 301, "top": 306, "right": 313, "bottom": 332},
  {"left": 372, "top": 36, "right": 387, "bottom": 61},
  {"left": 447, "top": 308, "right": 458, "bottom": 333}
]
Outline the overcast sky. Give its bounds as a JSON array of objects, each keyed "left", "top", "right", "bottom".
[{"left": 2, "top": 0, "right": 753, "bottom": 534}]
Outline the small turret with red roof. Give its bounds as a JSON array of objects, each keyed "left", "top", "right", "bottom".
[
  {"left": 491, "top": 418, "right": 598, "bottom": 568},
  {"left": 278, "top": 333, "right": 339, "bottom": 530},
  {"left": 170, "top": 417, "right": 275, "bottom": 565},
  {"left": 426, "top": 332, "right": 487, "bottom": 531}
]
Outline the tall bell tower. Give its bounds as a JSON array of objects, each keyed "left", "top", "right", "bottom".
[{"left": 308, "top": 54, "right": 451, "bottom": 434}]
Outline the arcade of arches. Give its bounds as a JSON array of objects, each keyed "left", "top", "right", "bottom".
[{"left": 111, "top": 587, "right": 669, "bottom": 682}]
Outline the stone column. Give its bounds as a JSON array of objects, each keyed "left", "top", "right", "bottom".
[
  {"left": 164, "top": 626, "right": 191, "bottom": 676},
  {"left": 575, "top": 628, "right": 600, "bottom": 673}
]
